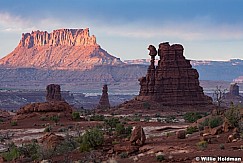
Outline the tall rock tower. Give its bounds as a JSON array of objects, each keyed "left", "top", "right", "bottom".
[
  {"left": 136, "top": 42, "right": 212, "bottom": 106},
  {"left": 97, "top": 84, "right": 111, "bottom": 109}
]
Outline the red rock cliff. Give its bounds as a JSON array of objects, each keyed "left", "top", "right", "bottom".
[{"left": 0, "top": 28, "right": 123, "bottom": 70}]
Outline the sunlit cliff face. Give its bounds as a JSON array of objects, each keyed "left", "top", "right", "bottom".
[{"left": 0, "top": 28, "right": 123, "bottom": 70}]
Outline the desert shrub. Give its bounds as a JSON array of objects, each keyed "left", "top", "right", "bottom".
[
  {"left": 104, "top": 118, "right": 120, "bottom": 131},
  {"left": 58, "top": 127, "right": 67, "bottom": 132},
  {"left": 183, "top": 112, "right": 202, "bottom": 123},
  {"left": 144, "top": 116, "right": 151, "bottom": 122},
  {"left": 0, "top": 118, "right": 4, "bottom": 122},
  {"left": 115, "top": 124, "right": 132, "bottom": 138},
  {"left": 143, "top": 102, "right": 151, "bottom": 109},
  {"left": 79, "top": 128, "right": 104, "bottom": 152},
  {"left": 19, "top": 141, "right": 40, "bottom": 161},
  {"left": 219, "top": 144, "right": 225, "bottom": 150},
  {"left": 119, "top": 152, "right": 128, "bottom": 159},
  {"left": 40, "top": 116, "right": 47, "bottom": 121},
  {"left": 198, "top": 116, "right": 223, "bottom": 130},
  {"left": 208, "top": 116, "right": 223, "bottom": 128},
  {"left": 156, "top": 154, "right": 165, "bottom": 162},
  {"left": 165, "top": 115, "right": 176, "bottom": 123},
  {"left": 196, "top": 140, "right": 208, "bottom": 150},
  {"left": 225, "top": 105, "right": 241, "bottom": 128},
  {"left": 115, "top": 123, "right": 125, "bottom": 135},
  {"left": 133, "top": 117, "right": 140, "bottom": 121},
  {"left": 1, "top": 143, "right": 20, "bottom": 161},
  {"left": 72, "top": 112, "right": 80, "bottom": 120},
  {"left": 186, "top": 126, "right": 198, "bottom": 134},
  {"left": 49, "top": 115, "right": 60, "bottom": 123},
  {"left": 44, "top": 125, "right": 52, "bottom": 132},
  {"left": 55, "top": 136, "right": 79, "bottom": 155},
  {"left": 90, "top": 114, "right": 105, "bottom": 121},
  {"left": 10, "top": 121, "right": 17, "bottom": 126}
]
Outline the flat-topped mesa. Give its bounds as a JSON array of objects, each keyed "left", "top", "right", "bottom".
[
  {"left": 19, "top": 28, "right": 97, "bottom": 48},
  {"left": 136, "top": 42, "right": 212, "bottom": 106}
]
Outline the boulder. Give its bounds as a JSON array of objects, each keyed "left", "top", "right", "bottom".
[
  {"left": 130, "top": 126, "right": 146, "bottom": 146},
  {"left": 222, "top": 120, "right": 230, "bottom": 132},
  {"left": 40, "top": 133, "right": 64, "bottom": 149},
  {"left": 211, "top": 126, "right": 223, "bottom": 135},
  {"left": 176, "top": 130, "right": 186, "bottom": 139}
]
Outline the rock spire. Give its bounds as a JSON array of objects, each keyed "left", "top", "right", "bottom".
[
  {"left": 46, "top": 84, "right": 63, "bottom": 102},
  {"left": 136, "top": 42, "right": 212, "bottom": 106},
  {"left": 97, "top": 84, "right": 110, "bottom": 109}
]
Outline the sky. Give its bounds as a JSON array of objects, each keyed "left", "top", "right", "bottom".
[{"left": 0, "top": 0, "right": 243, "bottom": 61}]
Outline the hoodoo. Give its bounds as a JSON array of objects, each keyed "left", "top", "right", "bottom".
[
  {"left": 136, "top": 42, "right": 212, "bottom": 106},
  {"left": 97, "top": 84, "right": 110, "bottom": 109}
]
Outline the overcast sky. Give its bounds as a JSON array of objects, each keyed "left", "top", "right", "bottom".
[{"left": 0, "top": 0, "right": 243, "bottom": 61}]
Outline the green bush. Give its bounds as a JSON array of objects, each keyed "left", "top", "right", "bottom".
[
  {"left": 79, "top": 128, "right": 104, "bottom": 152},
  {"left": 49, "top": 115, "right": 60, "bottom": 123},
  {"left": 143, "top": 102, "right": 151, "bottom": 109},
  {"left": 198, "top": 116, "right": 223, "bottom": 130},
  {"left": 19, "top": 142, "right": 40, "bottom": 161},
  {"left": 104, "top": 118, "right": 120, "bottom": 131},
  {"left": 165, "top": 115, "right": 176, "bottom": 123},
  {"left": 119, "top": 152, "right": 128, "bottom": 158},
  {"left": 196, "top": 140, "right": 208, "bottom": 150},
  {"left": 156, "top": 154, "right": 165, "bottom": 162},
  {"left": 1, "top": 143, "right": 20, "bottom": 161},
  {"left": 183, "top": 112, "right": 202, "bottom": 123},
  {"left": 115, "top": 123, "right": 125, "bottom": 135},
  {"left": 219, "top": 144, "right": 225, "bottom": 150},
  {"left": 186, "top": 126, "right": 198, "bottom": 134},
  {"left": 10, "top": 121, "right": 17, "bottom": 126},
  {"left": 225, "top": 105, "right": 241, "bottom": 128},
  {"left": 90, "top": 114, "right": 105, "bottom": 121},
  {"left": 208, "top": 116, "right": 223, "bottom": 128},
  {"left": 72, "top": 112, "right": 80, "bottom": 120}
]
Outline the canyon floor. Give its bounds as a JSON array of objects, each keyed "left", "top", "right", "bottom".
[{"left": 0, "top": 106, "right": 242, "bottom": 163}]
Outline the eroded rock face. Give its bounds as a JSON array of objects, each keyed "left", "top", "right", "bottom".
[
  {"left": 136, "top": 42, "right": 212, "bottom": 106},
  {"left": 0, "top": 28, "right": 123, "bottom": 70},
  {"left": 46, "top": 84, "right": 62, "bottom": 102},
  {"left": 97, "top": 84, "right": 110, "bottom": 109},
  {"left": 40, "top": 133, "right": 65, "bottom": 149},
  {"left": 20, "top": 28, "right": 96, "bottom": 48}
]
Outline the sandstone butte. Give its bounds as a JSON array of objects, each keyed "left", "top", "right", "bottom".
[
  {"left": 136, "top": 42, "right": 212, "bottom": 106},
  {"left": 0, "top": 28, "right": 123, "bottom": 70}
]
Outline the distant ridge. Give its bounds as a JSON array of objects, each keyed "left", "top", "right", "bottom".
[{"left": 0, "top": 28, "right": 123, "bottom": 70}]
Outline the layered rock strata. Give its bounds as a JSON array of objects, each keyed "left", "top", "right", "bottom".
[
  {"left": 136, "top": 42, "right": 212, "bottom": 106},
  {"left": 97, "top": 84, "right": 110, "bottom": 109},
  {"left": 0, "top": 28, "right": 123, "bottom": 70}
]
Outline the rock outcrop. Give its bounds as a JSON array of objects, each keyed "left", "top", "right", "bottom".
[
  {"left": 46, "top": 84, "right": 63, "bottom": 102},
  {"left": 0, "top": 28, "right": 123, "bottom": 70},
  {"left": 223, "top": 83, "right": 243, "bottom": 106},
  {"left": 130, "top": 126, "right": 146, "bottom": 146},
  {"left": 15, "top": 84, "right": 73, "bottom": 119},
  {"left": 136, "top": 42, "right": 212, "bottom": 106},
  {"left": 97, "top": 84, "right": 110, "bottom": 109}
]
